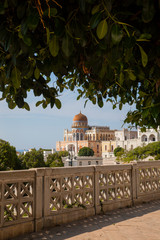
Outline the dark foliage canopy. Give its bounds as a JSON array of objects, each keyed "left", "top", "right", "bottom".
[
  {"left": 78, "top": 147, "right": 94, "bottom": 156},
  {"left": 0, "top": 0, "right": 160, "bottom": 129},
  {"left": 0, "top": 139, "right": 20, "bottom": 170},
  {"left": 114, "top": 146, "right": 124, "bottom": 156},
  {"left": 118, "top": 142, "right": 160, "bottom": 162},
  {"left": 20, "top": 148, "right": 45, "bottom": 169}
]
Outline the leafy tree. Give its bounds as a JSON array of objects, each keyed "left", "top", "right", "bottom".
[
  {"left": 20, "top": 149, "right": 45, "bottom": 169},
  {"left": 119, "top": 142, "right": 160, "bottom": 162},
  {"left": 58, "top": 150, "right": 69, "bottom": 158},
  {"left": 0, "top": 139, "right": 21, "bottom": 170},
  {"left": 0, "top": 0, "right": 160, "bottom": 129},
  {"left": 78, "top": 147, "right": 94, "bottom": 156},
  {"left": 46, "top": 151, "right": 67, "bottom": 167},
  {"left": 114, "top": 147, "right": 124, "bottom": 156}
]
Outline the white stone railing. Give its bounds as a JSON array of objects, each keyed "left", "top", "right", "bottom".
[{"left": 1, "top": 161, "right": 160, "bottom": 239}]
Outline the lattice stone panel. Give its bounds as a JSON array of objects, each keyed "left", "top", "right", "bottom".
[
  {"left": 50, "top": 173, "right": 94, "bottom": 213},
  {"left": 138, "top": 167, "right": 160, "bottom": 195},
  {"left": 99, "top": 170, "right": 131, "bottom": 202},
  {"left": 1, "top": 180, "right": 34, "bottom": 226}
]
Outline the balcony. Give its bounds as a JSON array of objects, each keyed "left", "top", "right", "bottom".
[{"left": 1, "top": 161, "right": 160, "bottom": 239}]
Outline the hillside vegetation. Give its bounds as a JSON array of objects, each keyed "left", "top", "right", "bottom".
[{"left": 116, "top": 142, "right": 160, "bottom": 163}]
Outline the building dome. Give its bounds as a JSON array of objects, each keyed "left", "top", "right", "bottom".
[{"left": 73, "top": 112, "right": 88, "bottom": 122}]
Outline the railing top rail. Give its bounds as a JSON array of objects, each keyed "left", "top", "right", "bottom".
[
  {"left": 33, "top": 166, "right": 95, "bottom": 176},
  {"left": 95, "top": 164, "right": 132, "bottom": 171},
  {"left": 0, "top": 169, "right": 35, "bottom": 180},
  {"left": 136, "top": 160, "right": 160, "bottom": 167}
]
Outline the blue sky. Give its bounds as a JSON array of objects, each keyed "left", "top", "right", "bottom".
[{"left": 0, "top": 87, "right": 134, "bottom": 150}]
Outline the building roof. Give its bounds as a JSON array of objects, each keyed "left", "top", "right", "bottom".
[{"left": 73, "top": 112, "right": 88, "bottom": 122}]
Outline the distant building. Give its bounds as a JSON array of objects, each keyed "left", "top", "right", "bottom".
[
  {"left": 43, "top": 149, "right": 56, "bottom": 162},
  {"left": 56, "top": 112, "right": 115, "bottom": 157},
  {"left": 56, "top": 112, "right": 160, "bottom": 161},
  {"left": 63, "top": 156, "right": 103, "bottom": 167}
]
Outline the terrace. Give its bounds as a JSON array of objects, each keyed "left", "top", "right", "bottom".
[{"left": 1, "top": 161, "right": 160, "bottom": 240}]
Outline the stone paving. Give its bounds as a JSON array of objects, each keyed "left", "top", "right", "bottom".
[{"left": 13, "top": 200, "right": 160, "bottom": 240}]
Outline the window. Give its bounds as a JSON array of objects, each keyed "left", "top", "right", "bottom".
[
  {"left": 93, "top": 134, "right": 95, "bottom": 141},
  {"left": 97, "top": 145, "right": 99, "bottom": 153},
  {"left": 131, "top": 145, "right": 133, "bottom": 150},
  {"left": 76, "top": 133, "right": 79, "bottom": 141},
  {"left": 105, "top": 145, "right": 107, "bottom": 151},
  {"left": 79, "top": 161, "right": 82, "bottom": 166},
  {"left": 125, "top": 145, "right": 126, "bottom": 150},
  {"left": 96, "top": 161, "right": 98, "bottom": 165},
  {"left": 88, "top": 161, "right": 91, "bottom": 165},
  {"left": 80, "top": 133, "right": 83, "bottom": 140},
  {"left": 73, "top": 133, "right": 75, "bottom": 141},
  {"left": 111, "top": 145, "right": 114, "bottom": 151},
  {"left": 125, "top": 136, "right": 127, "bottom": 140}
]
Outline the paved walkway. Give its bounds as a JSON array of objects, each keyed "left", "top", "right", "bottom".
[{"left": 13, "top": 200, "right": 160, "bottom": 240}]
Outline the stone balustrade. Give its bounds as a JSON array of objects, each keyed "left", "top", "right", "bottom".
[{"left": 1, "top": 161, "right": 160, "bottom": 239}]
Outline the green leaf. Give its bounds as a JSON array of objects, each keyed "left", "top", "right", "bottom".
[
  {"left": 139, "top": 33, "right": 152, "bottom": 40},
  {"left": 62, "top": 35, "right": 73, "bottom": 57},
  {"left": 55, "top": 99, "right": 61, "bottom": 109},
  {"left": 127, "top": 70, "right": 136, "bottom": 81},
  {"left": 49, "top": 35, "right": 59, "bottom": 57},
  {"left": 36, "top": 101, "right": 43, "bottom": 107},
  {"left": 46, "top": 27, "right": 50, "bottom": 44},
  {"left": 23, "top": 102, "right": 30, "bottom": 111},
  {"left": 8, "top": 100, "right": 16, "bottom": 109},
  {"left": 34, "top": 68, "right": 40, "bottom": 80},
  {"left": 90, "top": 12, "right": 102, "bottom": 29},
  {"left": 142, "top": 1, "right": 155, "bottom": 23},
  {"left": 91, "top": 5, "right": 100, "bottom": 15},
  {"left": 96, "top": 20, "right": 108, "bottom": 40},
  {"left": 119, "top": 72, "right": 124, "bottom": 85},
  {"left": 23, "top": 35, "right": 32, "bottom": 46},
  {"left": 27, "top": 10, "right": 39, "bottom": 30},
  {"left": 11, "top": 67, "right": 21, "bottom": 88},
  {"left": 138, "top": 45, "right": 148, "bottom": 67},
  {"left": 42, "top": 101, "right": 47, "bottom": 109},
  {"left": 50, "top": 8, "right": 57, "bottom": 17},
  {"left": 97, "top": 95, "right": 103, "bottom": 107},
  {"left": 119, "top": 102, "right": 122, "bottom": 110},
  {"left": 92, "top": 97, "right": 96, "bottom": 105},
  {"left": 111, "top": 24, "right": 123, "bottom": 44}
]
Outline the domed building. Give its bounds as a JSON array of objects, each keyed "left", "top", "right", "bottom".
[{"left": 56, "top": 112, "right": 115, "bottom": 157}]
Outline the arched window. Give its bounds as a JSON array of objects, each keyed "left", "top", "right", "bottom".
[
  {"left": 88, "top": 161, "right": 91, "bottom": 165},
  {"left": 76, "top": 133, "right": 79, "bottom": 141},
  {"left": 141, "top": 135, "right": 147, "bottom": 142},
  {"left": 149, "top": 134, "right": 156, "bottom": 142},
  {"left": 80, "top": 133, "right": 83, "bottom": 140}
]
